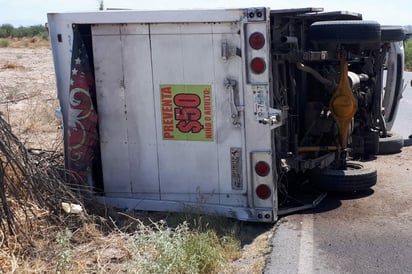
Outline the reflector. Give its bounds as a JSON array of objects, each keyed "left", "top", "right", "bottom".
[
  {"left": 251, "top": 58, "right": 266, "bottom": 74},
  {"left": 255, "top": 161, "right": 270, "bottom": 176},
  {"left": 249, "top": 32, "right": 265, "bottom": 50},
  {"left": 256, "top": 184, "right": 271, "bottom": 199}
]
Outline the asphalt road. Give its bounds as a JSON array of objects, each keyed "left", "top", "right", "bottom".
[{"left": 265, "top": 72, "right": 412, "bottom": 273}]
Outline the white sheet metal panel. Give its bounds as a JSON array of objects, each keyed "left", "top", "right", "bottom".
[
  {"left": 91, "top": 17, "right": 253, "bottom": 208},
  {"left": 150, "top": 22, "right": 246, "bottom": 205},
  {"left": 151, "top": 23, "right": 218, "bottom": 203},
  {"left": 93, "top": 24, "right": 161, "bottom": 199},
  {"left": 46, "top": 17, "right": 76, "bottom": 167},
  {"left": 211, "top": 23, "right": 248, "bottom": 206},
  {"left": 92, "top": 25, "right": 131, "bottom": 197},
  {"left": 48, "top": 9, "right": 246, "bottom": 25},
  {"left": 121, "top": 24, "right": 160, "bottom": 199},
  {"left": 242, "top": 18, "right": 276, "bottom": 211}
]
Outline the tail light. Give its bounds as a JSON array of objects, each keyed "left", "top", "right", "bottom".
[
  {"left": 246, "top": 26, "right": 268, "bottom": 81},
  {"left": 255, "top": 161, "right": 270, "bottom": 176},
  {"left": 256, "top": 184, "right": 271, "bottom": 199},
  {"left": 250, "top": 57, "right": 266, "bottom": 74},
  {"left": 249, "top": 32, "right": 265, "bottom": 50},
  {"left": 251, "top": 153, "right": 273, "bottom": 211}
]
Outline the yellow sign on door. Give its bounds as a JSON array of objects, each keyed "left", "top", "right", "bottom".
[{"left": 160, "top": 84, "right": 214, "bottom": 141}]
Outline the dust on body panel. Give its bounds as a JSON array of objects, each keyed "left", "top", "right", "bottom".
[
  {"left": 92, "top": 24, "right": 160, "bottom": 199},
  {"left": 92, "top": 21, "right": 247, "bottom": 207},
  {"left": 150, "top": 22, "right": 246, "bottom": 205}
]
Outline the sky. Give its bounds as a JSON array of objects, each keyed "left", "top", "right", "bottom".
[{"left": 0, "top": 0, "right": 410, "bottom": 27}]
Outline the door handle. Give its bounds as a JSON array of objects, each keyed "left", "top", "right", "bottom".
[{"left": 224, "top": 78, "right": 244, "bottom": 127}]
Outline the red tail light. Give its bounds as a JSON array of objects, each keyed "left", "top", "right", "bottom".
[
  {"left": 250, "top": 57, "right": 266, "bottom": 74},
  {"left": 256, "top": 184, "right": 271, "bottom": 199},
  {"left": 255, "top": 161, "right": 270, "bottom": 176},
  {"left": 255, "top": 161, "right": 270, "bottom": 177},
  {"left": 249, "top": 32, "right": 265, "bottom": 50}
]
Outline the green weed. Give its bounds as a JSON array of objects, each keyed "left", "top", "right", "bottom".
[
  {"left": 0, "top": 39, "right": 9, "bottom": 48},
  {"left": 405, "top": 38, "right": 412, "bottom": 71},
  {"left": 55, "top": 228, "right": 74, "bottom": 274},
  {"left": 126, "top": 217, "right": 240, "bottom": 274}
]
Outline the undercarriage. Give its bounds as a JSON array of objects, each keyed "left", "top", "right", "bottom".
[{"left": 269, "top": 8, "right": 405, "bottom": 210}]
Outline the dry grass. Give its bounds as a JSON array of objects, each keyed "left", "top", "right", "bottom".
[
  {"left": 1, "top": 62, "right": 25, "bottom": 70},
  {"left": 0, "top": 37, "right": 50, "bottom": 49},
  {"left": 0, "top": 222, "right": 130, "bottom": 273},
  {"left": 0, "top": 112, "right": 97, "bottom": 273}
]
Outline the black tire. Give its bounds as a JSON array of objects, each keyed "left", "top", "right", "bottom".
[
  {"left": 311, "top": 161, "right": 377, "bottom": 192},
  {"left": 381, "top": 25, "right": 405, "bottom": 42},
  {"left": 309, "top": 20, "right": 381, "bottom": 44},
  {"left": 378, "top": 131, "right": 404, "bottom": 154}
]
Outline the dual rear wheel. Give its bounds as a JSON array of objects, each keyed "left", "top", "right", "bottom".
[
  {"left": 308, "top": 21, "right": 404, "bottom": 192},
  {"left": 311, "top": 161, "right": 377, "bottom": 192}
]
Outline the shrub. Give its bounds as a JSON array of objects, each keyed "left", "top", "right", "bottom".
[
  {"left": 0, "top": 24, "right": 13, "bottom": 38},
  {"left": 0, "top": 24, "right": 48, "bottom": 39},
  {"left": 183, "top": 230, "right": 223, "bottom": 273},
  {"left": 40, "top": 31, "right": 50, "bottom": 41},
  {"left": 127, "top": 221, "right": 196, "bottom": 273},
  {"left": 13, "top": 26, "right": 29, "bottom": 38},
  {"left": 55, "top": 228, "right": 74, "bottom": 273},
  {"left": 127, "top": 217, "right": 240, "bottom": 274},
  {"left": 0, "top": 39, "right": 9, "bottom": 47},
  {"left": 405, "top": 38, "right": 412, "bottom": 71}
]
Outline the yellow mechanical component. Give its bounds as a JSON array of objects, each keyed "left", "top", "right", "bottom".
[{"left": 329, "top": 61, "right": 358, "bottom": 149}]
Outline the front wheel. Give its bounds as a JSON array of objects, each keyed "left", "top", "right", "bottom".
[
  {"left": 309, "top": 20, "right": 381, "bottom": 44},
  {"left": 378, "top": 131, "right": 404, "bottom": 155},
  {"left": 310, "top": 161, "right": 377, "bottom": 192},
  {"left": 381, "top": 25, "right": 405, "bottom": 42}
]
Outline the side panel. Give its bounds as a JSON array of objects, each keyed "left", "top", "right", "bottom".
[{"left": 46, "top": 17, "right": 75, "bottom": 168}]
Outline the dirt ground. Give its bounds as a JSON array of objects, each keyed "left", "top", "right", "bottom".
[{"left": 0, "top": 46, "right": 62, "bottom": 151}]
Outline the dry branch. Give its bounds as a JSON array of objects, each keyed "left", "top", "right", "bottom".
[{"left": 0, "top": 115, "right": 92, "bottom": 247}]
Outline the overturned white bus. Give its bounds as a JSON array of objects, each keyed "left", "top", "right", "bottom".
[{"left": 47, "top": 7, "right": 405, "bottom": 222}]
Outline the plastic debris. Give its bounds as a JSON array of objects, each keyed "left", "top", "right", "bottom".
[{"left": 62, "top": 202, "right": 83, "bottom": 214}]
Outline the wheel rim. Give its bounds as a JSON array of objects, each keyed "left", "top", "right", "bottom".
[{"left": 345, "top": 162, "right": 363, "bottom": 170}]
